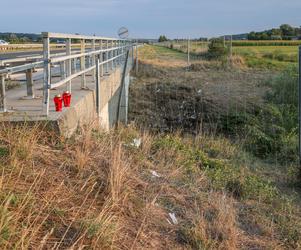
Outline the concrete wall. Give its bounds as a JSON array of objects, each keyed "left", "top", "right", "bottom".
[{"left": 58, "top": 66, "right": 130, "bottom": 137}]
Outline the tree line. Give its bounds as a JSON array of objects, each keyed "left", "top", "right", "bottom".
[
  {"left": 247, "top": 24, "right": 301, "bottom": 40},
  {"left": 0, "top": 33, "right": 41, "bottom": 43}
]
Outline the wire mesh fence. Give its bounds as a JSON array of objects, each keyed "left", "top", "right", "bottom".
[{"left": 129, "top": 41, "right": 300, "bottom": 176}]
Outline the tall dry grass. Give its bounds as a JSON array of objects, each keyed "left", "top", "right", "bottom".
[
  {"left": 0, "top": 123, "right": 134, "bottom": 249},
  {"left": 0, "top": 122, "right": 299, "bottom": 249}
]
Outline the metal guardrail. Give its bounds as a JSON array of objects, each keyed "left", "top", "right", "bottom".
[
  {"left": 0, "top": 43, "right": 67, "bottom": 51},
  {"left": 0, "top": 32, "right": 136, "bottom": 115}
]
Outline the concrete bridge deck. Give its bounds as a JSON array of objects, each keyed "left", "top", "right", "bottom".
[
  {"left": 0, "top": 32, "right": 136, "bottom": 137},
  {"left": 0, "top": 63, "right": 131, "bottom": 137}
]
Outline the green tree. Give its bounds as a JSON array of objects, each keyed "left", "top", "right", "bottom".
[
  {"left": 247, "top": 32, "right": 257, "bottom": 40},
  {"left": 280, "top": 24, "right": 295, "bottom": 37},
  {"left": 158, "top": 35, "right": 168, "bottom": 42}
]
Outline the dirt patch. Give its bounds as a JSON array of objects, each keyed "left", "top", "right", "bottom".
[{"left": 129, "top": 59, "right": 271, "bottom": 134}]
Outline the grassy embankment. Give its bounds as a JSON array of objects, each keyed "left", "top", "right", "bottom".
[{"left": 0, "top": 44, "right": 300, "bottom": 249}]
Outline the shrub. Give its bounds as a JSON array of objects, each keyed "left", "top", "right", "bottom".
[
  {"left": 245, "top": 66, "right": 298, "bottom": 162},
  {"left": 207, "top": 39, "right": 229, "bottom": 59}
]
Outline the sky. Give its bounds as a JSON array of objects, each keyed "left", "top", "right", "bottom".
[{"left": 1, "top": 0, "right": 301, "bottom": 39}]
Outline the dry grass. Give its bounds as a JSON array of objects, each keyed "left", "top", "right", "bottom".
[{"left": 0, "top": 122, "right": 300, "bottom": 249}]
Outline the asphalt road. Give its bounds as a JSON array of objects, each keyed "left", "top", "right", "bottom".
[{"left": 0, "top": 49, "right": 79, "bottom": 60}]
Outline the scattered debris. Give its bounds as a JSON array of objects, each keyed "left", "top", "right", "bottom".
[
  {"left": 150, "top": 170, "right": 161, "bottom": 178},
  {"left": 131, "top": 138, "right": 142, "bottom": 148},
  {"left": 168, "top": 213, "right": 178, "bottom": 225}
]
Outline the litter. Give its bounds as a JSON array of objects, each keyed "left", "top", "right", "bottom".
[
  {"left": 150, "top": 170, "right": 161, "bottom": 178},
  {"left": 168, "top": 213, "right": 178, "bottom": 225},
  {"left": 131, "top": 138, "right": 142, "bottom": 148}
]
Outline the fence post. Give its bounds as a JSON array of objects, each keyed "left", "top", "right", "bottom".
[
  {"left": 42, "top": 33, "right": 50, "bottom": 116},
  {"left": 116, "top": 50, "right": 130, "bottom": 128},
  {"left": 0, "top": 74, "right": 6, "bottom": 112},
  {"left": 131, "top": 43, "right": 134, "bottom": 66},
  {"left": 80, "top": 39, "right": 86, "bottom": 89},
  {"left": 299, "top": 46, "right": 301, "bottom": 179},
  {"left": 66, "top": 38, "right": 72, "bottom": 93},
  {"left": 135, "top": 44, "right": 139, "bottom": 75},
  {"left": 187, "top": 38, "right": 190, "bottom": 67},
  {"left": 230, "top": 35, "right": 233, "bottom": 57}
]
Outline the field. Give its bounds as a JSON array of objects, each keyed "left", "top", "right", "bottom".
[
  {"left": 163, "top": 40, "right": 299, "bottom": 69},
  {"left": 231, "top": 40, "right": 301, "bottom": 46},
  {"left": 233, "top": 45, "right": 298, "bottom": 69}
]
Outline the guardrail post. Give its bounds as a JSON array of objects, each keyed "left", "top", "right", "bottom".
[
  {"left": 106, "top": 40, "right": 109, "bottom": 74},
  {"left": 118, "top": 40, "right": 123, "bottom": 65},
  {"left": 92, "top": 39, "right": 96, "bottom": 81},
  {"left": 60, "top": 61, "right": 65, "bottom": 80},
  {"left": 42, "top": 34, "right": 50, "bottom": 116},
  {"left": 110, "top": 40, "right": 113, "bottom": 71},
  {"left": 0, "top": 74, "right": 6, "bottom": 112},
  {"left": 112, "top": 40, "right": 115, "bottom": 70},
  {"left": 80, "top": 39, "right": 86, "bottom": 89},
  {"left": 66, "top": 38, "right": 72, "bottom": 93},
  {"left": 99, "top": 40, "right": 103, "bottom": 77},
  {"left": 26, "top": 68, "right": 34, "bottom": 98},
  {"left": 95, "top": 57, "right": 100, "bottom": 115}
]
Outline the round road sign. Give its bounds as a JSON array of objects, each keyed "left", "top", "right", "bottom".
[{"left": 118, "top": 27, "right": 129, "bottom": 39}]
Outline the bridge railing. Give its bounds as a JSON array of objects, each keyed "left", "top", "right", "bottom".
[
  {"left": 0, "top": 32, "right": 134, "bottom": 115},
  {"left": 0, "top": 43, "right": 67, "bottom": 51}
]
